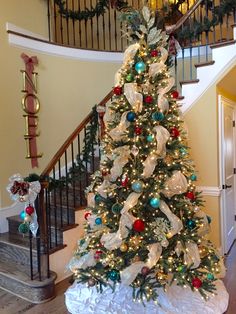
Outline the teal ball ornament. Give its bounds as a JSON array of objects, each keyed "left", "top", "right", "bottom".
[
  {"left": 149, "top": 197, "right": 160, "bottom": 208},
  {"left": 127, "top": 111, "right": 136, "bottom": 122},
  {"left": 126, "top": 73, "right": 134, "bottom": 82},
  {"left": 186, "top": 219, "right": 196, "bottom": 229},
  {"left": 108, "top": 269, "right": 120, "bottom": 281},
  {"left": 152, "top": 112, "right": 164, "bottom": 121},
  {"left": 95, "top": 217, "right": 102, "bottom": 225},
  {"left": 135, "top": 61, "right": 146, "bottom": 73},
  {"left": 111, "top": 203, "right": 123, "bottom": 214},
  {"left": 180, "top": 147, "right": 187, "bottom": 156},
  {"left": 132, "top": 181, "right": 143, "bottom": 193},
  {"left": 18, "top": 223, "right": 29, "bottom": 234},
  {"left": 147, "top": 134, "right": 154, "bottom": 142},
  {"left": 207, "top": 273, "right": 214, "bottom": 280},
  {"left": 20, "top": 210, "right": 26, "bottom": 220},
  {"left": 190, "top": 174, "right": 197, "bottom": 181},
  {"left": 95, "top": 194, "right": 103, "bottom": 203}
]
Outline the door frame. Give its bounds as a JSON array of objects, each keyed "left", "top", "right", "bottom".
[{"left": 218, "top": 94, "right": 236, "bottom": 254}]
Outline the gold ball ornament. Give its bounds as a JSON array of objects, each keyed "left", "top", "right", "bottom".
[
  {"left": 24, "top": 215, "right": 32, "bottom": 223},
  {"left": 120, "top": 243, "right": 128, "bottom": 252}
]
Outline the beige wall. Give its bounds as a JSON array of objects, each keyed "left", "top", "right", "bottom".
[{"left": 0, "top": 1, "right": 120, "bottom": 207}]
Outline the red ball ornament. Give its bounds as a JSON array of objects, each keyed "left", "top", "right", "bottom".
[
  {"left": 171, "top": 90, "right": 179, "bottom": 99},
  {"left": 25, "top": 205, "right": 34, "bottom": 215},
  {"left": 141, "top": 266, "right": 150, "bottom": 276},
  {"left": 94, "top": 250, "right": 103, "bottom": 260},
  {"left": 144, "top": 95, "right": 153, "bottom": 104},
  {"left": 133, "top": 219, "right": 145, "bottom": 232},
  {"left": 84, "top": 212, "right": 91, "bottom": 220},
  {"left": 113, "top": 86, "right": 122, "bottom": 95},
  {"left": 150, "top": 50, "right": 158, "bottom": 57},
  {"left": 192, "top": 277, "right": 202, "bottom": 289},
  {"left": 170, "top": 127, "right": 180, "bottom": 138},
  {"left": 185, "top": 191, "right": 195, "bottom": 200},
  {"left": 101, "top": 168, "right": 109, "bottom": 176},
  {"left": 135, "top": 126, "right": 142, "bottom": 135},
  {"left": 121, "top": 176, "right": 129, "bottom": 187}
]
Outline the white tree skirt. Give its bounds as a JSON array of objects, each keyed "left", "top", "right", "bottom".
[{"left": 65, "top": 280, "right": 229, "bottom": 314}]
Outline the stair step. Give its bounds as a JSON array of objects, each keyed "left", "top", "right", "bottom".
[
  {"left": 210, "top": 39, "right": 236, "bottom": 49},
  {"left": 179, "top": 79, "right": 200, "bottom": 86},
  {"left": 0, "top": 258, "right": 56, "bottom": 303},
  {"left": 0, "top": 232, "right": 38, "bottom": 267},
  {"left": 195, "top": 61, "right": 215, "bottom": 68}
]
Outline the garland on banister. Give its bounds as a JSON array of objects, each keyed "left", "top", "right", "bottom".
[{"left": 54, "top": 0, "right": 128, "bottom": 21}]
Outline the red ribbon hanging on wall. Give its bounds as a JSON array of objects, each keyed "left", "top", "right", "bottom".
[{"left": 21, "top": 53, "right": 39, "bottom": 168}]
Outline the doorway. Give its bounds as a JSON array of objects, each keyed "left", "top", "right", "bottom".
[{"left": 219, "top": 95, "right": 236, "bottom": 254}]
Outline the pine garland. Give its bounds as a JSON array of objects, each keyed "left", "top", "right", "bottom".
[{"left": 54, "top": 0, "right": 128, "bottom": 21}]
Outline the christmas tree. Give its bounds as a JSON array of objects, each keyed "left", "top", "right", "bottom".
[{"left": 68, "top": 6, "right": 225, "bottom": 305}]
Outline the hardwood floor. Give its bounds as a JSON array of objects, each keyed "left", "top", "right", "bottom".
[{"left": 0, "top": 243, "right": 235, "bottom": 314}]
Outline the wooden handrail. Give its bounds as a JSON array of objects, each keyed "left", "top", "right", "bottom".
[
  {"left": 41, "top": 90, "right": 113, "bottom": 177},
  {"left": 166, "top": 0, "right": 204, "bottom": 34}
]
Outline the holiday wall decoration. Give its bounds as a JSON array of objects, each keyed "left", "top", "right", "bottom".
[{"left": 66, "top": 6, "right": 228, "bottom": 313}]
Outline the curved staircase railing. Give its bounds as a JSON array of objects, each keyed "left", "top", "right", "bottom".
[{"left": 35, "top": 90, "right": 113, "bottom": 279}]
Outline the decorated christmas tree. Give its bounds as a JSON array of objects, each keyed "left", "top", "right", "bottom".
[{"left": 66, "top": 6, "right": 228, "bottom": 313}]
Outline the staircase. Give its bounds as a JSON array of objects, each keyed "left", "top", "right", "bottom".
[
  {"left": 0, "top": 94, "right": 111, "bottom": 303},
  {"left": 2, "top": 0, "right": 236, "bottom": 303}
]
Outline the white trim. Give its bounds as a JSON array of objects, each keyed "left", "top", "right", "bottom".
[
  {"left": 6, "top": 22, "right": 49, "bottom": 41},
  {"left": 6, "top": 23, "right": 207, "bottom": 63},
  {"left": 197, "top": 186, "right": 221, "bottom": 197},
  {"left": 7, "top": 25, "right": 123, "bottom": 63},
  {"left": 0, "top": 202, "right": 24, "bottom": 233}
]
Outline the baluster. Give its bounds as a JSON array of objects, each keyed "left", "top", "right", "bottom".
[
  {"left": 29, "top": 230, "right": 34, "bottom": 280},
  {"left": 65, "top": 150, "right": 70, "bottom": 225},
  {"left": 60, "top": 3, "right": 64, "bottom": 44},
  {"left": 72, "top": 0, "right": 76, "bottom": 46},
  {"left": 53, "top": 167, "right": 58, "bottom": 247},
  {"left": 77, "top": 133, "right": 83, "bottom": 206},
  {"left": 54, "top": 1, "right": 58, "bottom": 43},
  {"left": 108, "top": 1, "right": 112, "bottom": 51},
  {"left": 46, "top": 181, "right": 52, "bottom": 250},
  {"left": 84, "top": 127, "right": 89, "bottom": 187},
  {"left": 181, "top": 48, "right": 185, "bottom": 81},
  {"left": 91, "top": 0, "right": 95, "bottom": 49},
  {"left": 78, "top": 0, "right": 82, "bottom": 47},
  {"left": 47, "top": 0, "right": 51, "bottom": 41},
  {"left": 71, "top": 142, "right": 76, "bottom": 208},
  {"left": 66, "top": 0, "right": 70, "bottom": 45},
  {"left": 58, "top": 159, "right": 63, "bottom": 227}
]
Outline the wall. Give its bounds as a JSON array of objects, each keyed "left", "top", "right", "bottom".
[{"left": 0, "top": 1, "right": 121, "bottom": 210}]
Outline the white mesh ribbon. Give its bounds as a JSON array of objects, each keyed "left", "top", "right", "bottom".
[
  {"left": 146, "top": 243, "right": 162, "bottom": 268},
  {"left": 158, "top": 77, "right": 175, "bottom": 95},
  {"left": 149, "top": 62, "right": 166, "bottom": 78},
  {"left": 103, "top": 106, "right": 115, "bottom": 127},
  {"left": 121, "top": 192, "right": 141, "bottom": 214},
  {"left": 110, "top": 146, "right": 131, "bottom": 181},
  {"left": 159, "top": 201, "right": 183, "bottom": 237},
  {"left": 69, "top": 251, "right": 97, "bottom": 271},
  {"left": 142, "top": 154, "right": 158, "bottom": 178},
  {"left": 97, "top": 180, "right": 110, "bottom": 198},
  {"left": 162, "top": 171, "right": 188, "bottom": 198},
  {"left": 184, "top": 241, "right": 201, "bottom": 269},
  {"left": 159, "top": 47, "right": 169, "bottom": 63},
  {"left": 121, "top": 242, "right": 162, "bottom": 285},
  {"left": 158, "top": 95, "right": 169, "bottom": 112},
  {"left": 87, "top": 192, "right": 95, "bottom": 208},
  {"left": 153, "top": 125, "right": 170, "bottom": 158},
  {"left": 123, "top": 43, "right": 140, "bottom": 65},
  {"left": 109, "top": 112, "right": 130, "bottom": 141},
  {"left": 120, "top": 261, "right": 145, "bottom": 285},
  {"left": 195, "top": 209, "right": 210, "bottom": 236},
  {"left": 124, "top": 83, "right": 143, "bottom": 113},
  {"left": 101, "top": 193, "right": 141, "bottom": 250}
]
